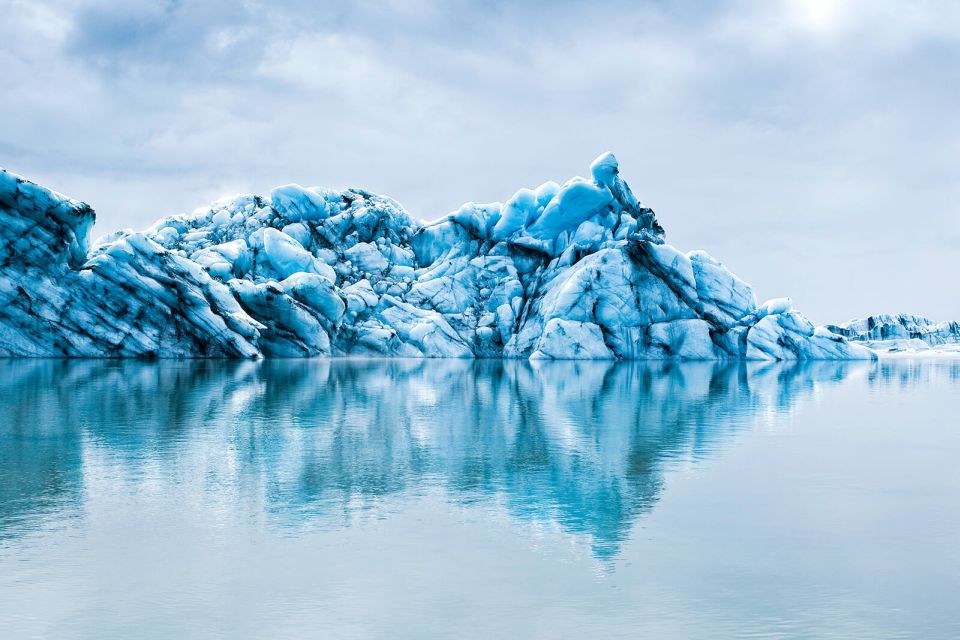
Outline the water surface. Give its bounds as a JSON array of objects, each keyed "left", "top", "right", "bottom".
[{"left": 1, "top": 359, "right": 958, "bottom": 638}]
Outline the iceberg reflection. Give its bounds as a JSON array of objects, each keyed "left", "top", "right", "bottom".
[{"left": 0, "top": 358, "right": 877, "bottom": 557}]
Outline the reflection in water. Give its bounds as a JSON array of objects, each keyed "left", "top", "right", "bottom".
[
  {"left": 0, "top": 358, "right": 888, "bottom": 558},
  {"left": 868, "top": 359, "right": 960, "bottom": 389},
  {"left": 5, "top": 358, "right": 960, "bottom": 639}
]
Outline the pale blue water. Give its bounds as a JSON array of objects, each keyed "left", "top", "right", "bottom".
[{"left": 0, "top": 359, "right": 958, "bottom": 639}]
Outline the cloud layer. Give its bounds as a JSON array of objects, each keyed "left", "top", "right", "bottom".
[{"left": 2, "top": 0, "right": 959, "bottom": 322}]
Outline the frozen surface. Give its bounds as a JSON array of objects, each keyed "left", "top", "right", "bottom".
[{"left": 0, "top": 155, "right": 874, "bottom": 359}]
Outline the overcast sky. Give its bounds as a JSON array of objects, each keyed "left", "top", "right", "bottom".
[{"left": 2, "top": 0, "right": 958, "bottom": 323}]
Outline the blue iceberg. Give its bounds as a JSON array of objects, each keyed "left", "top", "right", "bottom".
[{"left": 0, "top": 155, "right": 875, "bottom": 359}]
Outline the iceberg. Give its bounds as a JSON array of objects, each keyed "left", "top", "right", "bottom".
[
  {"left": 0, "top": 155, "right": 875, "bottom": 359},
  {"left": 826, "top": 314, "right": 960, "bottom": 355}
]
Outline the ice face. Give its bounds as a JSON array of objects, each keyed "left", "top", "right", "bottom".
[
  {"left": 825, "top": 313, "right": 960, "bottom": 354},
  {"left": 0, "top": 155, "right": 875, "bottom": 360},
  {"left": 0, "top": 169, "right": 95, "bottom": 269}
]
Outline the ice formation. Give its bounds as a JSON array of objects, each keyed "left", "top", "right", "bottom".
[
  {"left": 826, "top": 314, "right": 960, "bottom": 355},
  {"left": 0, "top": 154, "right": 875, "bottom": 359}
]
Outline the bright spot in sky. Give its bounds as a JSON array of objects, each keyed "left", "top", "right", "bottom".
[{"left": 790, "top": 0, "right": 845, "bottom": 33}]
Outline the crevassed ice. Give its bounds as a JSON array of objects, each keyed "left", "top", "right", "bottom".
[
  {"left": 825, "top": 314, "right": 960, "bottom": 354},
  {"left": 0, "top": 155, "right": 876, "bottom": 360}
]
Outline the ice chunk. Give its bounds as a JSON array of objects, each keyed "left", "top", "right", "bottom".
[
  {"left": 688, "top": 250, "right": 756, "bottom": 326},
  {"left": 0, "top": 167, "right": 95, "bottom": 268},
  {"left": 590, "top": 152, "right": 619, "bottom": 187},
  {"left": 534, "top": 181, "right": 560, "bottom": 209},
  {"left": 342, "top": 279, "right": 379, "bottom": 319},
  {"left": 449, "top": 202, "right": 501, "bottom": 240},
  {"left": 825, "top": 313, "right": 960, "bottom": 350},
  {"left": 526, "top": 180, "right": 614, "bottom": 251},
  {"left": 345, "top": 242, "right": 389, "bottom": 273},
  {"left": 757, "top": 297, "right": 793, "bottom": 317},
  {"left": 261, "top": 228, "right": 334, "bottom": 281},
  {"left": 531, "top": 319, "right": 613, "bottom": 360},
  {"left": 491, "top": 188, "right": 536, "bottom": 241},
  {"left": 746, "top": 311, "right": 875, "bottom": 360},
  {"left": 281, "top": 273, "right": 345, "bottom": 323},
  {"left": 380, "top": 296, "right": 473, "bottom": 358},
  {"left": 647, "top": 319, "right": 719, "bottom": 359},
  {"left": 590, "top": 151, "right": 640, "bottom": 212},
  {"left": 281, "top": 222, "right": 311, "bottom": 247},
  {"left": 270, "top": 184, "right": 330, "bottom": 221}
]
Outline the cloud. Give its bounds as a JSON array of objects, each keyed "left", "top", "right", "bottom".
[{"left": 1, "top": 0, "right": 959, "bottom": 322}]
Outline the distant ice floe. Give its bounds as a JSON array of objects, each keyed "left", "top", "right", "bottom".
[
  {"left": 0, "top": 155, "right": 876, "bottom": 359},
  {"left": 825, "top": 314, "right": 960, "bottom": 357}
]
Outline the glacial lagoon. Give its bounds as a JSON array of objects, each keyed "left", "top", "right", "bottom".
[{"left": 1, "top": 358, "right": 959, "bottom": 638}]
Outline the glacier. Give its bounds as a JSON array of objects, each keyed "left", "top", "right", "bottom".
[
  {"left": 0, "top": 153, "right": 875, "bottom": 360},
  {"left": 826, "top": 314, "right": 960, "bottom": 355}
]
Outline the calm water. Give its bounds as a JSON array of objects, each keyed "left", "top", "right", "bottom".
[{"left": 1, "top": 358, "right": 958, "bottom": 639}]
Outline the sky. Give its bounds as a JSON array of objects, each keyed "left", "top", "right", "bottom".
[{"left": 1, "top": 0, "right": 958, "bottom": 323}]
